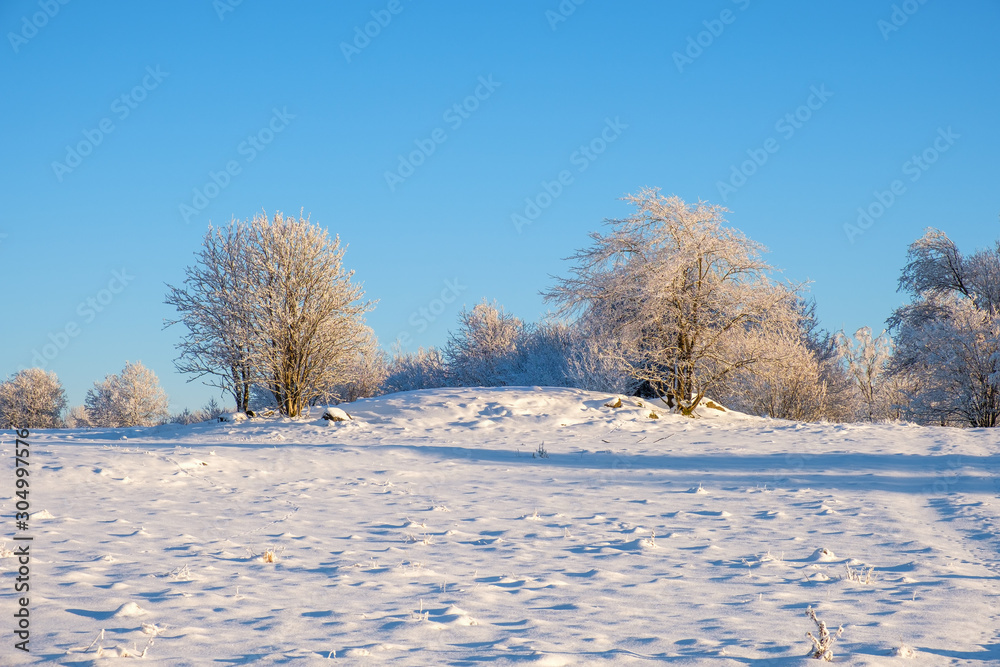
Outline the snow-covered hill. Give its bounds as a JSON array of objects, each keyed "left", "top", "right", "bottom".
[{"left": 5, "top": 387, "right": 1000, "bottom": 665}]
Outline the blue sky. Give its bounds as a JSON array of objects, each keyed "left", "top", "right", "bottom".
[{"left": 3, "top": 0, "right": 998, "bottom": 412}]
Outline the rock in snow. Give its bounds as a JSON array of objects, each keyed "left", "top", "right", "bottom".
[{"left": 322, "top": 406, "right": 353, "bottom": 421}]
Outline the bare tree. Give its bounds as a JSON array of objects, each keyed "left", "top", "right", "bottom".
[
  {"left": 0, "top": 368, "right": 67, "bottom": 429},
  {"left": 546, "top": 188, "right": 797, "bottom": 415},
  {"left": 85, "top": 361, "right": 169, "bottom": 427}
]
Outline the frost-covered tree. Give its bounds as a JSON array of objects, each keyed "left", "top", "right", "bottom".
[
  {"left": 167, "top": 212, "right": 376, "bottom": 418},
  {"left": 546, "top": 188, "right": 798, "bottom": 415},
  {"left": 889, "top": 229, "right": 1000, "bottom": 427},
  {"left": 202, "top": 397, "right": 226, "bottom": 421},
  {"left": 897, "top": 229, "right": 1000, "bottom": 311},
  {"left": 166, "top": 220, "right": 256, "bottom": 412},
  {"left": 891, "top": 296, "right": 1000, "bottom": 426},
  {"left": 84, "top": 361, "right": 169, "bottom": 427},
  {"left": 248, "top": 213, "right": 376, "bottom": 416},
  {"left": 837, "top": 327, "right": 902, "bottom": 421},
  {"left": 0, "top": 368, "right": 67, "bottom": 429},
  {"left": 445, "top": 300, "right": 525, "bottom": 386},
  {"left": 496, "top": 319, "right": 636, "bottom": 391}
]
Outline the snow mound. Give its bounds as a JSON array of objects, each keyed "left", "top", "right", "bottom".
[{"left": 111, "top": 602, "right": 146, "bottom": 618}]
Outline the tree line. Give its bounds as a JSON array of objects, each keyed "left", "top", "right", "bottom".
[{"left": 2, "top": 196, "right": 997, "bottom": 429}]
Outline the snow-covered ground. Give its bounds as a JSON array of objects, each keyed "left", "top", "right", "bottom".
[{"left": 4, "top": 387, "right": 1000, "bottom": 665}]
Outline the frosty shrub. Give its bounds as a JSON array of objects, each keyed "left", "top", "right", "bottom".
[
  {"left": 888, "top": 229, "right": 1000, "bottom": 427},
  {"left": 440, "top": 303, "right": 626, "bottom": 390},
  {"left": 805, "top": 607, "right": 843, "bottom": 661},
  {"left": 169, "top": 408, "right": 200, "bottom": 425},
  {"left": 722, "top": 327, "right": 830, "bottom": 421},
  {"left": 383, "top": 346, "right": 450, "bottom": 393},
  {"left": 836, "top": 326, "right": 909, "bottom": 422},
  {"left": 64, "top": 405, "right": 91, "bottom": 428},
  {"left": 0, "top": 368, "right": 67, "bottom": 429},
  {"left": 563, "top": 324, "right": 637, "bottom": 394},
  {"left": 385, "top": 304, "right": 636, "bottom": 394},
  {"left": 517, "top": 320, "right": 638, "bottom": 393},
  {"left": 84, "top": 361, "right": 169, "bottom": 427},
  {"left": 169, "top": 399, "right": 226, "bottom": 425},
  {"left": 202, "top": 397, "right": 226, "bottom": 421},
  {"left": 444, "top": 299, "right": 525, "bottom": 386},
  {"left": 323, "top": 331, "right": 388, "bottom": 403},
  {"left": 492, "top": 321, "right": 576, "bottom": 388},
  {"left": 547, "top": 188, "right": 799, "bottom": 415},
  {"left": 721, "top": 299, "right": 855, "bottom": 422},
  {"left": 166, "top": 212, "right": 376, "bottom": 417}
]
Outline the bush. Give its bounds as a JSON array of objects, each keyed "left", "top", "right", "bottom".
[
  {"left": 85, "top": 361, "right": 170, "bottom": 427},
  {"left": 0, "top": 368, "right": 67, "bottom": 429},
  {"left": 381, "top": 308, "right": 636, "bottom": 395},
  {"left": 323, "top": 332, "right": 388, "bottom": 404},
  {"left": 64, "top": 405, "right": 91, "bottom": 428},
  {"left": 168, "top": 399, "right": 227, "bottom": 425},
  {"left": 383, "top": 346, "right": 449, "bottom": 393},
  {"left": 444, "top": 299, "right": 524, "bottom": 386},
  {"left": 720, "top": 301, "right": 855, "bottom": 422}
]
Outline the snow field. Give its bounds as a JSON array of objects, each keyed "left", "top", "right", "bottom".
[{"left": 3, "top": 387, "right": 1000, "bottom": 665}]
